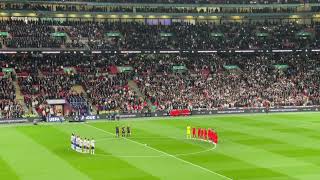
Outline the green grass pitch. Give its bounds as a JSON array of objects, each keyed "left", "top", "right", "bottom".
[{"left": 1, "top": 112, "right": 320, "bottom": 180}]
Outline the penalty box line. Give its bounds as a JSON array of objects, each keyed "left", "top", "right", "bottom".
[{"left": 84, "top": 123, "right": 233, "bottom": 180}]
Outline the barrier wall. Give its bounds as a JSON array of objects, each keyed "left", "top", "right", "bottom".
[
  {"left": 0, "top": 106, "right": 319, "bottom": 124},
  {"left": 73, "top": 106, "right": 320, "bottom": 121}
]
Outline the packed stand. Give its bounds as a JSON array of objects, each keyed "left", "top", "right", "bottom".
[
  {"left": 0, "top": 20, "right": 319, "bottom": 50},
  {"left": 16, "top": 0, "right": 316, "bottom": 4},
  {"left": 1, "top": 52, "right": 320, "bottom": 116},
  {"left": 39, "top": 21, "right": 320, "bottom": 50},
  {"left": 0, "top": 20, "right": 63, "bottom": 48},
  {"left": 18, "top": 74, "right": 80, "bottom": 114},
  {"left": 128, "top": 53, "right": 320, "bottom": 110},
  {"left": 0, "top": 2, "right": 309, "bottom": 14},
  {"left": 66, "top": 92, "right": 90, "bottom": 115},
  {"left": 0, "top": 78, "right": 24, "bottom": 119},
  {"left": 82, "top": 73, "right": 147, "bottom": 113},
  {"left": 10, "top": 54, "right": 147, "bottom": 114}
]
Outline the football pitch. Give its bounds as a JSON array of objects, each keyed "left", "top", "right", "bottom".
[{"left": 1, "top": 113, "right": 320, "bottom": 180}]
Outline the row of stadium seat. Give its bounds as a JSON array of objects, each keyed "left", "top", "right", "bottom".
[
  {"left": 0, "top": 20, "right": 319, "bottom": 50},
  {"left": 0, "top": 78, "right": 24, "bottom": 119},
  {"left": 0, "top": 53, "right": 319, "bottom": 119},
  {"left": 1, "top": 3, "right": 315, "bottom": 14},
  {"left": 11, "top": 0, "right": 318, "bottom": 4}
]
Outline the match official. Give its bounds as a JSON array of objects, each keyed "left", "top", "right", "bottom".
[
  {"left": 126, "top": 126, "right": 131, "bottom": 137},
  {"left": 116, "top": 126, "right": 120, "bottom": 137}
]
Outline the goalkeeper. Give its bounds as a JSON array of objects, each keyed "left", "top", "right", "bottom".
[{"left": 186, "top": 126, "right": 191, "bottom": 139}]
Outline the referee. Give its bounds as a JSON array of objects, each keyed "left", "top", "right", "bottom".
[
  {"left": 121, "top": 126, "right": 126, "bottom": 137},
  {"left": 115, "top": 126, "right": 120, "bottom": 137},
  {"left": 126, "top": 126, "right": 131, "bottom": 137}
]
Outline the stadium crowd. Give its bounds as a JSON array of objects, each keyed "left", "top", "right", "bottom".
[
  {"left": 66, "top": 92, "right": 90, "bottom": 115},
  {"left": 0, "top": 20, "right": 319, "bottom": 50},
  {"left": 0, "top": 20, "right": 62, "bottom": 48},
  {"left": 54, "top": 21, "right": 320, "bottom": 50},
  {"left": 0, "top": 78, "right": 24, "bottom": 119},
  {"left": 82, "top": 74, "right": 146, "bottom": 113},
  {"left": 129, "top": 53, "right": 320, "bottom": 110},
  {"left": 5, "top": 54, "right": 146, "bottom": 115},
  {"left": 1, "top": 52, "right": 319, "bottom": 119},
  {"left": 0, "top": 18, "right": 319, "bottom": 119},
  {"left": 1, "top": 3, "right": 311, "bottom": 14},
  {"left": 8, "top": 0, "right": 319, "bottom": 4}
]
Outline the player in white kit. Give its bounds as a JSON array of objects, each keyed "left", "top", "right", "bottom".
[{"left": 90, "top": 138, "right": 95, "bottom": 155}]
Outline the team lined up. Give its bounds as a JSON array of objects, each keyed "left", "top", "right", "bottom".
[
  {"left": 187, "top": 126, "right": 218, "bottom": 144},
  {"left": 70, "top": 126, "right": 215, "bottom": 156},
  {"left": 115, "top": 126, "right": 131, "bottom": 137},
  {"left": 71, "top": 133, "right": 95, "bottom": 154}
]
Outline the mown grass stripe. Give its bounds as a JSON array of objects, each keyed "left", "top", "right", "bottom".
[
  {"left": 0, "top": 156, "right": 19, "bottom": 180},
  {"left": 18, "top": 125, "right": 158, "bottom": 180},
  {"left": 0, "top": 113, "right": 319, "bottom": 180},
  {"left": 89, "top": 122, "right": 229, "bottom": 180},
  {"left": 0, "top": 127, "right": 90, "bottom": 180},
  {"left": 190, "top": 115, "right": 320, "bottom": 179},
  {"left": 119, "top": 118, "right": 292, "bottom": 180}
]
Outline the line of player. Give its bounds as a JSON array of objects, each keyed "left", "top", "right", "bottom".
[
  {"left": 187, "top": 126, "right": 218, "bottom": 144},
  {"left": 115, "top": 126, "right": 131, "bottom": 137},
  {"left": 71, "top": 133, "right": 95, "bottom": 155}
]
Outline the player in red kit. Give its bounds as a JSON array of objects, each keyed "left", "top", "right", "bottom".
[
  {"left": 208, "top": 128, "right": 212, "bottom": 142},
  {"left": 202, "top": 129, "right": 206, "bottom": 140},
  {"left": 204, "top": 128, "right": 208, "bottom": 141},
  {"left": 192, "top": 127, "right": 196, "bottom": 138},
  {"left": 198, "top": 128, "right": 201, "bottom": 139},
  {"left": 212, "top": 130, "right": 218, "bottom": 144},
  {"left": 215, "top": 132, "right": 218, "bottom": 144}
]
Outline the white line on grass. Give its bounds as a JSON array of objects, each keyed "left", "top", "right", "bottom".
[
  {"left": 95, "top": 137, "right": 216, "bottom": 157},
  {"left": 85, "top": 123, "right": 233, "bottom": 180},
  {"left": 94, "top": 144, "right": 216, "bottom": 158}
]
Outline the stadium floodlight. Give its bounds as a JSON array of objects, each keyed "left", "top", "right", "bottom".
[
  {"left": 159, "top": 51, "right": 180, "bottom": 53},
  {"left": 0, "top": 51, "right": 17, "bottom": 54},
  {"left": 28, "top": 13, "right": 37, "bottom": 17},
  {"left": 42, "top": 51, "right": 60, "bottom": 54},
  {"left": 235, "top": 50, "right": 255, "bottom": 53},
  {"left": 12, "top": 13, "right": 22, "bottom": 17},
  {"left": 0, "top": 12, "right": 8, "bottom": 16},
  {"left": 120, "top": 51, "right": 141, "bottom": 54},
  {"left": 272, "top": 50, "right": 293, "bottom": 52},
  {"left": 92, "top": 51, "right": 102, "bottom": 54},
  {"left": 197, "top": 50, "right": 217, "bottom": 53}
]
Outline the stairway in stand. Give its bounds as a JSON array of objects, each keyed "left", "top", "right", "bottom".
[{"left": 13, "top": 80, "right": 29, "bottom": 113}]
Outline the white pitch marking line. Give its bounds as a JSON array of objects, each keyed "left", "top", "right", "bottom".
[
  {"left": 95, "top": 137, "right": 216, "bottom": 157},
  {"left": 94, "top": 145, "right": 216, "bottom": 158},
  {"left": 85, "top": 123, "right": 233, "bottom": 180}
]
